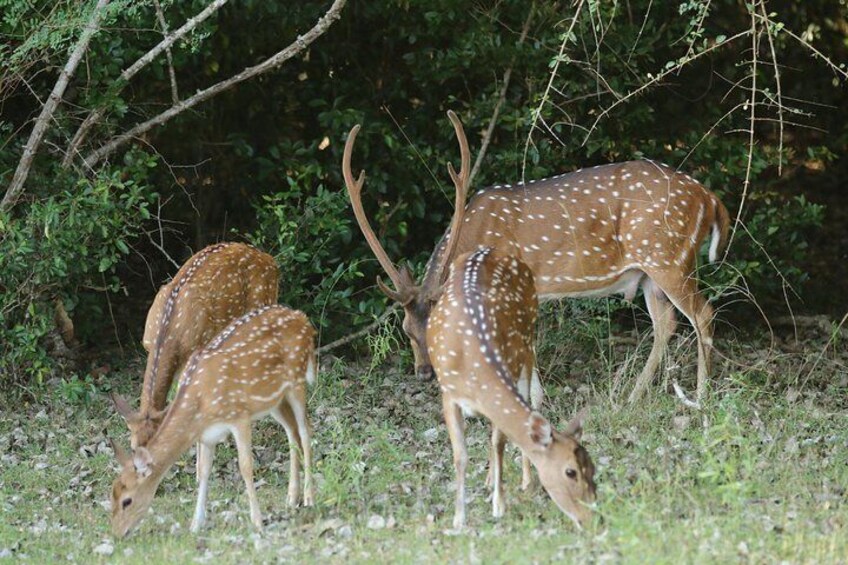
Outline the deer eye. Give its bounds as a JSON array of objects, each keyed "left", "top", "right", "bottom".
[
  {"left": 122, "top": 498, "right": 133, "bottom": 509},
  {"left": 565, "top": 468, "right": 578, "bottom": 480}
]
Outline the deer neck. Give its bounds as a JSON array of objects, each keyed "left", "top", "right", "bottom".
[
  {"left": 143, "top": 394, "right": 204, "bottom": 479},
  {"left": 469, "top": 366, "right": 539, "bottom": 455},
  {"left": 140, "top": 338, "right": 182, "bottom": 414}
]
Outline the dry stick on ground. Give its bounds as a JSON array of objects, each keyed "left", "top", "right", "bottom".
[
  {"left": 316, "top": 305, "right": 399, "bottom": 354},
  {"left": 62, "top": 0, "right": 230, "bottom": 168},
  {"left": 467, "top": 2, "right": 535, "bottom": 186},
  {"left": 153, "top": 0, "right": 180, "bottom": 105},
  {"left": 83, "top": 0, "right": 348, "bottom": 168},
  {"left": 1, "top": 0, "right": 112, "bottom": 211}
]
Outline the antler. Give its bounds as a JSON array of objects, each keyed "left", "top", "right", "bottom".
[
  {"left": 431, "top": 110, "right": 471, "bottom": 288},
  {"left": 343, "top": 125, "right": 414, "bottom": 303}
]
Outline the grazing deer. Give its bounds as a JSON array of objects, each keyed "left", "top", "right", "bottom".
[
  {"left": 110, "top": 305, "right": 316, "bottom": 538},
  {"left": 428, "top": 247, "right": 596, "bottom": 528},
  {"left": 343, "top": 112, "right": 729, "bottom": 402},
  {"left": 112, "top": 242, "right": 279, "bottom": 448}
]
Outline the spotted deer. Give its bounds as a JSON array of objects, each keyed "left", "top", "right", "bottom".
[
  {"left": 110, "top": 305, "right": 316, "bottom": 538},
  {"left": 428, "top": 247, "right": 596, "bottom": 528},
  {"left": 111, "top": 242, "right": 280, "bottom": 448},
  {"left": 343, "top": 112, "right": 729, "bottom": 402}
]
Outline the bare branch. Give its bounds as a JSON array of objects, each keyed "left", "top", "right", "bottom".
[
  {"left": 153, "top": 0, "right": 180, "bottom": 105},
  {"left": 317, "top": 305, "right": 399, "bottom": 354},
  {"left": 62, "top": 0, "right": 230, "bottom": 167},
  {"left": 1, "top": 0, "right": 112, "bottom": 211},
  {"left": 468, "top": 2, "right": 535, "bottom": 186},
  {"left": 581, "top": 29, "right": 752, "bottom": 146},
  {"left": 722, "top": 5, "right": 760, "bottom": 262},
  {"left": 83, "top": 0, "right": 348, "bottom": 167},
  {"left": 521, "top": 0, "right": 585, "bottom": 181},
  {"left": 759, "top": 14, "right": 848, "bottom": 80},
  {"left": 759, "top": 2, "right": 784, "bottom": 175}
]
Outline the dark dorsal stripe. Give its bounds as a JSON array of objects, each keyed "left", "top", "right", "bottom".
[{"left": 146, "top": 242, "right": 231, "bottom": 404}]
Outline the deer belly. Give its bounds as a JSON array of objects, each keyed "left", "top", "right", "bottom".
[
  {"left": 201, "top": 422, "right": 235, "bottom": 444},
  {"left": 538, "top": 269, "right": 644, "bottom": 300}
]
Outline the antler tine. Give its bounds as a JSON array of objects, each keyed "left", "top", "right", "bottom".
[
  {"left": 434, "top": 110, "right": 472, "bottom": 284},
  {"left": 342, "top": 125, "right": 405, "bottom": 291}
]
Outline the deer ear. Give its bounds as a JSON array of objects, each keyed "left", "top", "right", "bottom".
[
  {"left": 528, "top": 411, "right": 553, "bottom": 449},
  {"left": 133, "top": 447, "right": 153, "bottom": 477},
  {"left": 109, "top": 436, "right": 131, "bottom": 467},
  {"left": 110, "top": 392, "right": 141, "bottom": 424},
  {"left": 564, "top": 406, "right": 590, "bottom": 441}
]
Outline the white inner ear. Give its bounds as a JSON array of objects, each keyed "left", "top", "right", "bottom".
[{"left": 133, "top": 448, "right": 153, "bottom": 477}]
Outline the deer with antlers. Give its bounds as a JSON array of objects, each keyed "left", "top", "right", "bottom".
[
  {"left": 112, "top": 242, "right": 280, "bottom": 449},
  {"left": 110, "top": 305, "right": 316, "bottom": 538},
  {"left": 343, "top": 112, "right": 729, "bottom": 402},
  {"left": 428, "top": 247, "right": 596, "bottom": 528}
]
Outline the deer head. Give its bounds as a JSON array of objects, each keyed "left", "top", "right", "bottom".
[
  {"left": 110, "top": 392, "right": 165, "bottom": 449},
  {"left": 343, "top": 111, "right": 470, "bottom": 378},
  {"left": 526, "top": 409, "right": 596, "bottom": 528},
  {"left": 109, "top": 439, "right": 160, "bottom": 538}
]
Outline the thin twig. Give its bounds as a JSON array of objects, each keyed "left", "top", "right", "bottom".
[
  {"left": 672, "top": 380, "right": 701, "bottom": 410},
  {"left": 521, "top": 0, "right": 586, "bottom": 182},
  {"left": 317, "top": 305, "right": 399, "bottom": 353},
  {"left": 62, "top": 0, "right": 230, "bottom": 167},
  {"left": 722, "top": 5, "right": 759, "bottom": 262},
  {"left": 153, "top": 0, "right": 180, "bottom": 105},
  {"left": 2, "top": 0, "right": 112, "bottom": 211},
  {"left": 581, "top": 29, "right": 751, "bottom": 146},
  {"left": 83, "top": 0, "right": 347, "bottom": 167},
  {"left": 759, "top": 3, "right": 784, "bottom": 175},
  {"left": 761, "top": 15, "right": 848, "bottom": 80},
  {"left": 469, "top": 2, "right": 535, "bottom": 186}
]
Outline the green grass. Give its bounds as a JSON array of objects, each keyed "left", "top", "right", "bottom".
[{"left": 1, "top": 331, "right": 847, "bottom": 563}]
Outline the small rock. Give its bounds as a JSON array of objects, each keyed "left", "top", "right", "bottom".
[
  {"left": 338, "top": 525, "right": 354, "bottom": 538},
  {"left": 367, "top": 514, "right": 386, "bottom": 529},
  {"left": 672, "top": 415, "right": 691, "bottom": 432},
  {"left": 422, "top": 428, "right": 439, "bottom": 442},
  {"left": 93, "top": 542, "right": 114, "bottom": 556}
]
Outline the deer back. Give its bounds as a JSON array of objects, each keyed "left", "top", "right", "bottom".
[
  {"left": 429, "top": 160, "right": 729, "bottom": 297},
  {"left": 128, "top": 242, "right": 279, "bottom": 447}
]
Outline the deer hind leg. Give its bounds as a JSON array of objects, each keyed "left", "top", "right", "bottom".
[
  {"left": 443, "top": 399, "right": 468, "bottom": 529},
  {"left": 190, "top": 442, "right": 216, "bottom": 533},
  {"left": 490, "top": 427, "right": 507, "bottom": 519},
  {"left": 232, "top": 420, "right": 263, "bottom": 529},
  {"left": 271, "top": 402, "right": 302, "bottom": 507},
  {"left": 655, "top": 275, "right": 715, "bottom": 402},
  {"left": 287, "top": 386, "right": 314, "bottom": 507},
  {"left": 629, "top": 278, "right": 678, "bottom": 404}
]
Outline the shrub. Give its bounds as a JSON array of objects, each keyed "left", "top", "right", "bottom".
[{"left": 0, "top": 150, "right": 156, "bottom": 387}]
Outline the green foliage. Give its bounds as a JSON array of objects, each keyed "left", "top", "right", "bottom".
[
  {"left": 0, "top": 150, "right": 156, "bottom": 386},
  {"left": 0, "top": 0, "right": 846, "bottom": 379},
  {"left": 245, "top": 157, "right": 385, "bottom": 341},
  {"left": 57, "top": 372, "right": 99, "bottom": 405}
]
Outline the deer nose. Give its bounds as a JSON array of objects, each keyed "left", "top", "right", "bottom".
[{"left": 417, "top": 364, "right": 434, "bottom": 380}]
